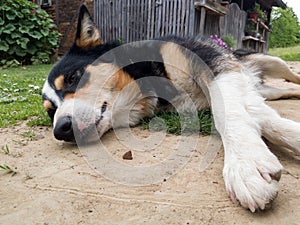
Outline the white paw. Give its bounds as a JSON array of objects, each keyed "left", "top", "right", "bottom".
[{"left": 223, "top": 151, "right": 283, "bottom": 212}]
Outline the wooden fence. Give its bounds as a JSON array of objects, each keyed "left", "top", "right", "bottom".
[
  {"left": 94, "top": 0, "right": 195, "bottom": 42},
  {"left": 94, "top": 1, "right": 263, "bottom": 52}
]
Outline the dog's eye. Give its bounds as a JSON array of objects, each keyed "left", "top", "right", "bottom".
[
  {"left": 66, "top": 70, "right": 82, "bottom": 86},
  {"left": 101, "top": 101, "right": 107, "bottom": 113},
  {"left": 66, "top": 74, "right": 75, "bottom": 85}
]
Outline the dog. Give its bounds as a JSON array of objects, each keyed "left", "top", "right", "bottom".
[{"left": 42, "top": 5, "right": 300, "bottom": 212}]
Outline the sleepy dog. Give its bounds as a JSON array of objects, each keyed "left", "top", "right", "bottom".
[{"left": 42, "top": 5, "right": 300, "bottom": 212}]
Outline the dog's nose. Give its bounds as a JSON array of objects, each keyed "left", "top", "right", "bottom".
[{"left": 53, "top": 116, "right": 75, "bottom": 142}]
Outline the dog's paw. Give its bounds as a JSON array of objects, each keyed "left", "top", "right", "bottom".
[{"left": 223, "top": 153, "right": 283, "bottom": 212}]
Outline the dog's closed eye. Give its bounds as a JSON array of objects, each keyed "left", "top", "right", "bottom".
[
  {"left": 101, "top": 101, "right": 107, "bottom": 113},
  {"left": 65, "top": 70, "right": 83, "bottom": 87}
]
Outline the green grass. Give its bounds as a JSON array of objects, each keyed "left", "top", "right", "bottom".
[
  {"left": 0, "top": 64, "right": 52, "bottom": 127},
  {"left": 268, "top": 45, "right": 300, "bottom": 61},
  {"left": 141, "top": 109, "right": 213, "bottom": 135},
  {"left": 1, "top": 144, "right": 10, "bottom": 154},
  {"left": 0, "top": 164, "right": 17, "bottom": 176}
]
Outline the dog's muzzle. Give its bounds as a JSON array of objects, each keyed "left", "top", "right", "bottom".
[
  {"left": 53, "top": 113, "right": 103, "bottom": 143},
  {"left": 52, "top": 99, "right": 105, "bottom": 142}
]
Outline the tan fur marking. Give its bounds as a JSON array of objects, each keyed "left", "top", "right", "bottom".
[
  {"left": 160, "top": 42, "right": 191, "bottom": 80},
  {"left": 75, "top": 64, "right": 134, "bottom": 107},
  {"left": 43, "top": 99, "right": 53, "bottom": 111},
  {"left": 64, "top": 93, "right": 75, "bottom": 99},
  {"left": 54, "top": 74, "right": 64, "bottom": 90},
  {"left": 138, "top": 98, "right": 152, "bottom": 116},
  {"left": 111, "top": 69, "right": 134, "bottom": 91}
]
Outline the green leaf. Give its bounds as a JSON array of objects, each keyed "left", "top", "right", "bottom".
[
  {"left": 16, "top": 11, "right": 24, "bottom": 19},
  {"left": 29, "top": 31, "right": 43, "bottom": 39},
  {"left": 15, "top": 47, "right": 27, "bottom": 57},
  {"left": 0, "top": 26, "right": 4, "bottom": 35},
  {"left": 7, "top": 45, "right": 16, "bottom": 55},
  {"left": 0, "top": 40, "right": 9, "bottom": 51},
  {"left": 0, "top": 18, "right": 4, "bottom": 26},
  {"left": 26, "top": 45, "right": 37, "bottom": 55},
  {"left": 48, "top": 37, "right": 58, "bottom": 46},
  {"left": 17, "top": 38, "right": 29, "bottom": 49},
  {"left": 19, "top": 26, "right": 30, "bottom": 34},
  {"left": 3, "top": 24, "right": 16, "bottom": 34},
  {"left": 48, "top": 23, "right": 57, "bottom": 29},
  {"left": 6, "top": 11, "right": 16, "bottom": 20},
  {"left": 41, "top": 29, "right": 49, "bottom": 36},
  {"left": 0, "top": 5, "right": 10, "bottom": 11},
  {"left": 6, "top": 37, "right": 15, "bottom": 45},
  {"left": 21, "top": 8, "right": 31, "bottom": 14},
  {"left": 11, "top": 32, "right": 21, "bottom": 39}
]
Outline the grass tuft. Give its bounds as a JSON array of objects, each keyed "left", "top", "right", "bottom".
[
  {"left": 0, "top": 164, "right": 17, "bottom": 176},
  {"left": 141, "top": 109, "right": 213, "bottom": 135},
  {"left": 2, "top": 145, "right": 10, "bottom": 154}
]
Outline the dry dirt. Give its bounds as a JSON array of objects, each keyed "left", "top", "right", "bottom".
[{"left": 1, "top": 62, "right": 300, "bottom": 225}]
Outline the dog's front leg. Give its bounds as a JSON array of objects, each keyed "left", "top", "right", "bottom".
[{"left": 208, "top": 71, "right": 283, "bottom": 212}]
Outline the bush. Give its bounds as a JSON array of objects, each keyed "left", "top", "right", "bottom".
[
  {"left": 221, "top": 34, "right": 237, "bottom": 49},
  {"left": 0, "top": 0, "right": 60, "bottom": 67}
]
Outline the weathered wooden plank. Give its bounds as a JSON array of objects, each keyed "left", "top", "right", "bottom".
[
  {"left": 189, "top": 0, "right": 195, "bottom": 36},
  {"left": 177, "top": 0, "right": 181, "bottom": 36},
  {"left": 155, "top": 1, "right": 162, "bottom": 37},
  {"left": 121, "top": 0, "right": 126, "bottom": 41},
  {"left": 173, "top": 0, "right": 176, "bottom": 34},
  {"left": 181, "top": 0, "right": 189, "bottom": 36},
  {"left": 165, "top": 0, "right": 170, "bottom": 35},
  {"left": 150, "top": 0, "right": 155, "bottom": 39}
]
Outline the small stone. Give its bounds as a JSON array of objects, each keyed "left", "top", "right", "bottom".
[{"left": 122, "top": 151, "right": 133, "bottom": 160}]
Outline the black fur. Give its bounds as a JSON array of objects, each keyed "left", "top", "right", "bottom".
[{"left": 233, "top": 49, "right": 258, "bottom": 59}]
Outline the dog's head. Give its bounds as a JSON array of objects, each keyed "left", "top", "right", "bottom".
[
  {"left": 42, "top": 5, "right": 106, "bottom": 142},
  {"left": 42, "top": 5, "right": 159, "bottom": 142}
]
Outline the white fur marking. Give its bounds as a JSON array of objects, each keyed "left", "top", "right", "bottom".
[{"left": 42, "top": 80, "right": 62, "bottom": 108}]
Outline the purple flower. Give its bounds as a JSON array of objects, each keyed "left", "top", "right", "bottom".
[{"left": 210, "top": 34, "right": 232, "bottom": 51}]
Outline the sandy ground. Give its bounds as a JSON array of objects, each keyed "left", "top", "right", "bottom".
[{"left": 1, "top": 62, "right": 300, "bottom": 225}]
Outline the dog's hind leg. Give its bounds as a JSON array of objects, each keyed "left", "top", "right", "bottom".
[
  {"left": 257, "top": 84, "right": 300, "bottom": 100},
  {"left": 246, "top": 54, "right": 300, "bottom": 84},
  {"left": 209, "top": 71, "right": 283, "bottom": 212}
]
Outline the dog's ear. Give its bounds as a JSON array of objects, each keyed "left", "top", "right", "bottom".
[{"left": 75, "top": 5, "right": 102, "bottom": 48}]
